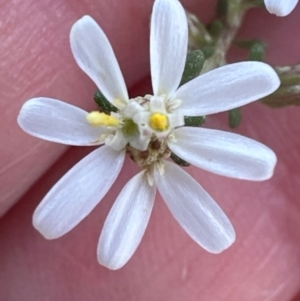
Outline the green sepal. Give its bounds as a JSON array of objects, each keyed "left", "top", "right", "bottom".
[
  {"left": 228, "top": 108, "right": 242, "bottom": 128},
  {"left": 170, "top": 153, "right": 190, "bottom": 167},
  {"left": 184, "top": 116, "right": 206, "bottom": 127},
  {"left": 94, "top": 90, "right": 118, "bottom": 114},
  {"left": 180, "top": 50, "right": 205, "bottom": 86}
]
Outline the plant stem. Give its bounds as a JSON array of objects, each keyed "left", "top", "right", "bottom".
[{"left": 203, "top": 0, "right": 247, "bottom": 72}]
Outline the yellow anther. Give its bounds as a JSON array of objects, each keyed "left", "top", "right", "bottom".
[
  {"left": 149, "top": 113, "right": 169, "bottom": 132},
  {"left": 87, "top": 111, "right": 120, "bottom": 127}
]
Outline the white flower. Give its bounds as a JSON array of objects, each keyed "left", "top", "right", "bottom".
[
  {"left": 17, "top": 0, "right": 281, "bottom": 271},
  {"left": 134, "top": 94, "right": 185, "bottom": 139},
  {"left": 96, "top": 0, "right": 280, "bottom": 270},
  {"left": 17, "top": 15, "right": 149, "bottom": 239},
  {"left": 97, "top": 160, "right": 236, "bottom": 270},
  {"left": 264, "top": 0, "right": 298, "bottom": 16}
]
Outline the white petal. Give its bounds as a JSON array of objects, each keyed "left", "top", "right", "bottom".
[
  {"left": 123, "top": 101, "right": 145, "bottom": 118},
  {"left": 173, "top": 62, "right": 280, "bottom": 116},
  {"left": 265, "top": 0, "right": 298, "bottom": 16},
  {"left": 70, "top": 16, "right": 128, "bottom": 107},
  {"left": 128, "top": 135, "right": 151, "bottom": 151},
  {"left": 168, "top": 113, "right": 185, "bottom": 128},
  {"left": 33, "top": 146, "right": 125, "bottom": 239},
  {"left": 133, "top": 111, "right": 151, "bottom": 125},
  {"left": 150, "top": 0, "right": 188, "bottom": 98},
  {"left": 133, "top": 112, "right": 153, "bottom": 137},
  {"left": 149, "top": 95, "right": 167, "bottom": 113},
  {"left": 155, "top": 161, "right": 235, "bottom": 253},
  {"left": 18, "top": 98, "right": 105, "bottom": 145},
  {"left": 105, "top": 130, "right": 128, "bottom": 151},
  {"left": 168, "top": 127, "right": 277, "bottom": 180},
  {"left": 98, "top": 171, "right": 156, "bottom": 270}
]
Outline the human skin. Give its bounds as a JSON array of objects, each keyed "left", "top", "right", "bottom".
[{"left": 0, "top": 0, "right": 300, "bottom": 300}]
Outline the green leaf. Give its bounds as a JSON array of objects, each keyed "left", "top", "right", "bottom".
[
  {"left": 207, "top": 20, "right": 224, "bottom": 38},
  {"left": 201, "top": 45, "right": 215, "bottom": 59},
  {"left": 228, "top": 108, "right": 242, "bottom": 128},
  {"left": 170, "top": 153, "right": 190, "bottom": 167},
  {"left": 180, "top": 50, "right": 205, "bottom": 86},
  {"left": 184, "top": 116, "right": 206, "bottom": 127},
  {"left": 94, "top": 90, "right": 118, "bottom": 114},
  {"left": 217, "top": 0, "right": 228, "bottom": 18},
  {"left": 235, "top": 39, "right": 267, "bottom": 62},
  {"left": 249, "top": 42, "right": 266, "bottom": 62}
]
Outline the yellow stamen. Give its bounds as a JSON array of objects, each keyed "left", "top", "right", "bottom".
[
  {"left": 149, "top": 113, "right": 169, "bottom": 132},
  {"left": 87, "top": 111, "right": 120, "bottom": 127}
]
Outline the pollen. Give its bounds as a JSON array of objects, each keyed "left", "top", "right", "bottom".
[
  {"left": 149, "top": 113, "right": 169, "bottom": 132},
  {"left": 87, "top": 111, "right": 120, "bottom": 127}
]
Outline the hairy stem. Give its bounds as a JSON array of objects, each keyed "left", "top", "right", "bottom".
[{"left": 203, "top": 0, "right": 246, "bottom": 72}]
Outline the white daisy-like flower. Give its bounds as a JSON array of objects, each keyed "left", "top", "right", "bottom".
[
  {"left": 18, "top": 0, "right": 280, "bottom": 271},
  {"left": 17, "top": 15, "right": 149, "bottom": 239},
  {"left": 264, "top": 0, "right": 298, "bottom": 16},
  {"left": 97, "top": 0, "right": 280, "bottom": 270}
]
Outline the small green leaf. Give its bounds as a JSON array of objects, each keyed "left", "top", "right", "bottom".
[
  {"left": 180, "top": 50, "right": 205, "bottom": 86},
  {"left": 184, "top": 116, "right": 206, "bottom": 127},
  {"left": 170, "top": 153, "right": 190, "bottom": 167},
  {"left": 228, "top": 108, "right": 242, "bottom": 128},
  {"left": 94, "top": 90, "right": 118, "bottom": 114},
  {"left": 217, "top": 0, "right": 228, "bottom": 18},
  {"left": 235, "top": 39, "right": 267, "bottom": 62},
  {"left": 208, "top": 20, "right": 224, "bottom": 38},
  {"left": 249, "top": 42, "right": 266, "bottom": 62},
  {"left": 201, "top": 45, "right": 215, "bottom": 59}
]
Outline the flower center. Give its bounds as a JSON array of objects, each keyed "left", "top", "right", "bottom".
[
  {"left": 122, "top": 118, "right": 139, "bottom": 138},
  {"left": 87, "top": 111, "right": 120, "bottom": 127},
  {"left": 149, "top": 113, "right": 169, "bottom": 132}
]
